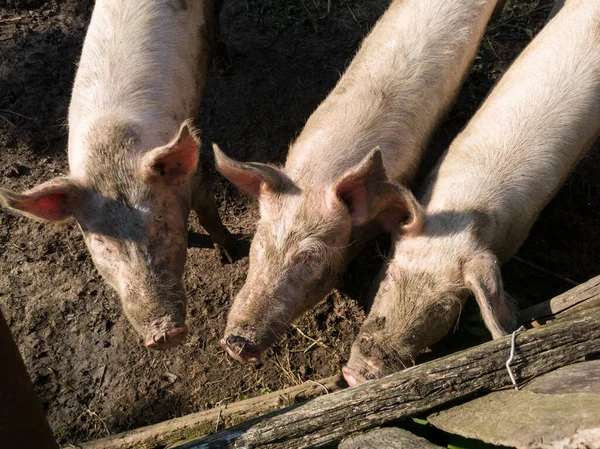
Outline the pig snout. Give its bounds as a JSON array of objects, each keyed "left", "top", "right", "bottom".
[
  {"left": 123, "top": 288, "right": 190, "bottom": 351},
  {"left": 220, "top": 316, "right": 287, "bottom": 363},
  {"left": 221, "top": 293, "right": 290, "bottom": 363},
  {"left": 220, "top": 335, "right": 262, "bottom": 364},
  {"left": 145, "top": 326, "right": 188, "bottom": 350},
  {"left": 343, "top": 334, "right": 385, "bottom": 387},
  {"left": 344, "top": 323, "right": 416, "bottom": 386},
  {"left": 342, "top": 366, "right": 368, "bottom": 387},
  {"left": 119, "top": 280, "right": 189, "bottom": 351}
]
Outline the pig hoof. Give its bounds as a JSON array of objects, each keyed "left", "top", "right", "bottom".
[
  {"left": 215, "top": 243, "right": 235, "bottom": 264},
  {"left": 342, "top": 366, "right": 367, "bottom": 387},
  {"left": 215, "top": 235, "right": 249, "bottom": 264},
  {"left": 145, "top": 326, "right": 188, "bottom": 350},
  {"left": 220, "top": 335, "right": 261, "bottom": 364}
]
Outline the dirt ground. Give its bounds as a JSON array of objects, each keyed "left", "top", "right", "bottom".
[{"left": 0, "top": 0, "right": 598, "bottom": 445}]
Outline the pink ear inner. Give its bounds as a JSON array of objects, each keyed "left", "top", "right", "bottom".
[
  {"left": 147, "top": 135, "right": 198, "bottom": 185},
  {"left": 377, "top": 199, "right": 410, "bottom": 233},
  {"left": 21, "top": 192, "right": 70, "bottom": 221},
  {"left": 216, "top": 163, "right": 263, "bottom": 199},
  {"left": 335, "top": 179, "right": 369, "bottom": 225}
]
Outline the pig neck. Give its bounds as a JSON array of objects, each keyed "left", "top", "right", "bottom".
[
  {"left": 418, "top": 123, "right": 578, "bottom": 265},
  {"left": 284, "top": 0, "right": 501, "bottom": 188},
  {"left": 67, "top": 0, "right": 208, "bottom": 178},
  {"left": 421, "top": 1, "right": 600, "bottom": 263},
  {"left": 390, "top": 212, "right": 481, "bottom": 280}
]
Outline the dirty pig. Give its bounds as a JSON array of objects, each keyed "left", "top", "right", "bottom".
[
  {"left": 215, "top": 0, "right": 505, "bottom": 363},
  {"left": 0, "top": 0, "right": 236, "bottom": 350}
]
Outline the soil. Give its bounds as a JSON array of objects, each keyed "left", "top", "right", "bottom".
[{"left": 0, "top": 0, "right": 598, "bottom": 445}]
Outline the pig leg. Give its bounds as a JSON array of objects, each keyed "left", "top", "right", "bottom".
[{"left": 192, "top": 176, "right": 238, "bottom": 264}]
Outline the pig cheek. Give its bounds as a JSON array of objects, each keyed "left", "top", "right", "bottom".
[
  {"left": 149, "top": 216, "right": 186, "bottom": 277},
  {"left": 290, "top": 263, "right": 331, "bottom": 313},
  {"left": 88, "top": 240, "right": 122, "bottom": 293},
  {"left": 116, "top": 265, "right": 151, "bottom": 322},
  {"left": 164, "top": 227, "right": 187, "bottom": 278},
  {"left": 249, "top": 234, "right": 266, "bottom": 264},
  {"left": 250, "top": 246, "right": 264, "bottom": 266},
  {"left": 309, "top": 256, "right": 336, "bottom": 289},
  {"left": 327, "top": 234, "right": 351, "bottom": 274},
  {"left": 109, "top": 258, "right": 140, "bottom": 302},
  {"left": 117, "top": 279, "right": 151, "bottom": 336}
]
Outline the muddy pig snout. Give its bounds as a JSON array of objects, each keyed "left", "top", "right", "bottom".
[
  {"left": 343, "top": 333, "right": 386, "bottom": 386},
  {"left": 220, "top": 335, "right": 261, "bottom": 364},
  {"left": 342, "top": 365, "right": 370, "bottom": 387},
  {"left": 145, "top": 326, "right": 188, "bottom": 350}
]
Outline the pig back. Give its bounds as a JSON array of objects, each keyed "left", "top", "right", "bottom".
[
  {"left": 68, "top": 0, "right": 216, "bottom": 164},
  {"left": 423, "top": 0, "right": 600, "bottom": 260},
  {"left": 285, "top": 0, "right": 502, "bottom": 187}
]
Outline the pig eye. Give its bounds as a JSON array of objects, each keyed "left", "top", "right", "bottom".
[
  {"left": 89, "top": 234, "right": 107, "bottom": 251},
  {"left": 90, "top": 234, "right": 114, "bottom": 253},
  {"left": 293, "top": 250, "right": 321, "bottom": 264}
]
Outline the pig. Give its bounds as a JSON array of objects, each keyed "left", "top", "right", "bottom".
[
  {"left": 0, "top": 0, "right": 237, "bottom": 350},
  {"left": 214, "top": 0, "right": 504, "bottom": 363},
  {"left": 343, "top": 0, "right": 600, "bottom": 386}
]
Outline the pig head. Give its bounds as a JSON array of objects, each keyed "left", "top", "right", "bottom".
[
  {"left": 214, "top": 146, "right": 423, "bottom": 363},
  {"left": 0, "top": 121, "right": 200, "bottom": 350},
  {"left": 343, "top": 221, "right": 517, "bottom": 386}
]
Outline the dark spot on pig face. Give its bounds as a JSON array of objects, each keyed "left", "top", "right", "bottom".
[
  {"left": 74, "top": 133, "right": 193, "bottom": 350},
  {"left": 222, "top": 192, "right": 353, "bottom": 362},
  {"left": 344, "top": 255, "right": 466, "bottom": 385}
]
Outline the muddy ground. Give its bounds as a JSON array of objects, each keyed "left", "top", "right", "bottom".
[{"left": 0, "top": 0, "right": 598, "bottom": 445}]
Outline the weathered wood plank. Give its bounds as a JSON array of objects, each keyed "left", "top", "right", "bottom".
[
  {"left": 430, "top": 391, "right": 600, "bottom": 449},
  {"left": 519, "top": 274, "right": 600, "bottom": 326},
  {"left": 428, "top": 361, "right": 600, "bottom": 449},
  {"left": 175, "top": 308, "right": 600, "bottom": 449},
  {"left": 73, "top": 376, "right": 343, "bottom": 449},
  {"left": 527, "top": 359, "right": 600, "bottom": 394},
  {"left": 339, "top": 427, "right": 443, "bottom": 449}
]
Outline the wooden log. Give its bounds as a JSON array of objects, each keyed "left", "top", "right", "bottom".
[
  {"left": 73, "top": 375, "right": 343, "bottom": 449},
  {"left": 176, "top": 308, "right": 600, "bottom": 449},
  {"left": 0, "top": 308, "right": 59, "bottom": 449},
  {"left": 519, "top": 274, "right": 600, "bottom": 326},
  {"left": 339, "top": 427, "right": 443, "bottom": 449}
]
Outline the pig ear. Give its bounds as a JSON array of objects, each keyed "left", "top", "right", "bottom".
[
  {"left": 463, "top": 251, "right": 517, "bottom": 339},
  {"left": 213, "top": 143, "right": 290, "bottom": 199},
  {"left": 142, "top": 120, "right": 199, "bottom": 186},
  {"left": 0, "top": 177, "right": 79, "bottom": 222},
  {"left": 331, "top": 148, "right": 423, "bottom": 233}
]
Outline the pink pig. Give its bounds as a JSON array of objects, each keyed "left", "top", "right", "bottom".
[
  {"left": 344, "top": 0, "right": 600, "bottom": 385},
  {"left": 0, "top": 0, "right": 236, "bottom": 350},
  {"left": 215, "top": 0, "right": 504, "bottom": 363}
]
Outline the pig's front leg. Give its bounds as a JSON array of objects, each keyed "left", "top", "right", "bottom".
[{"left": 192, "top": 175, "right": 238, "bottom": 264}]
